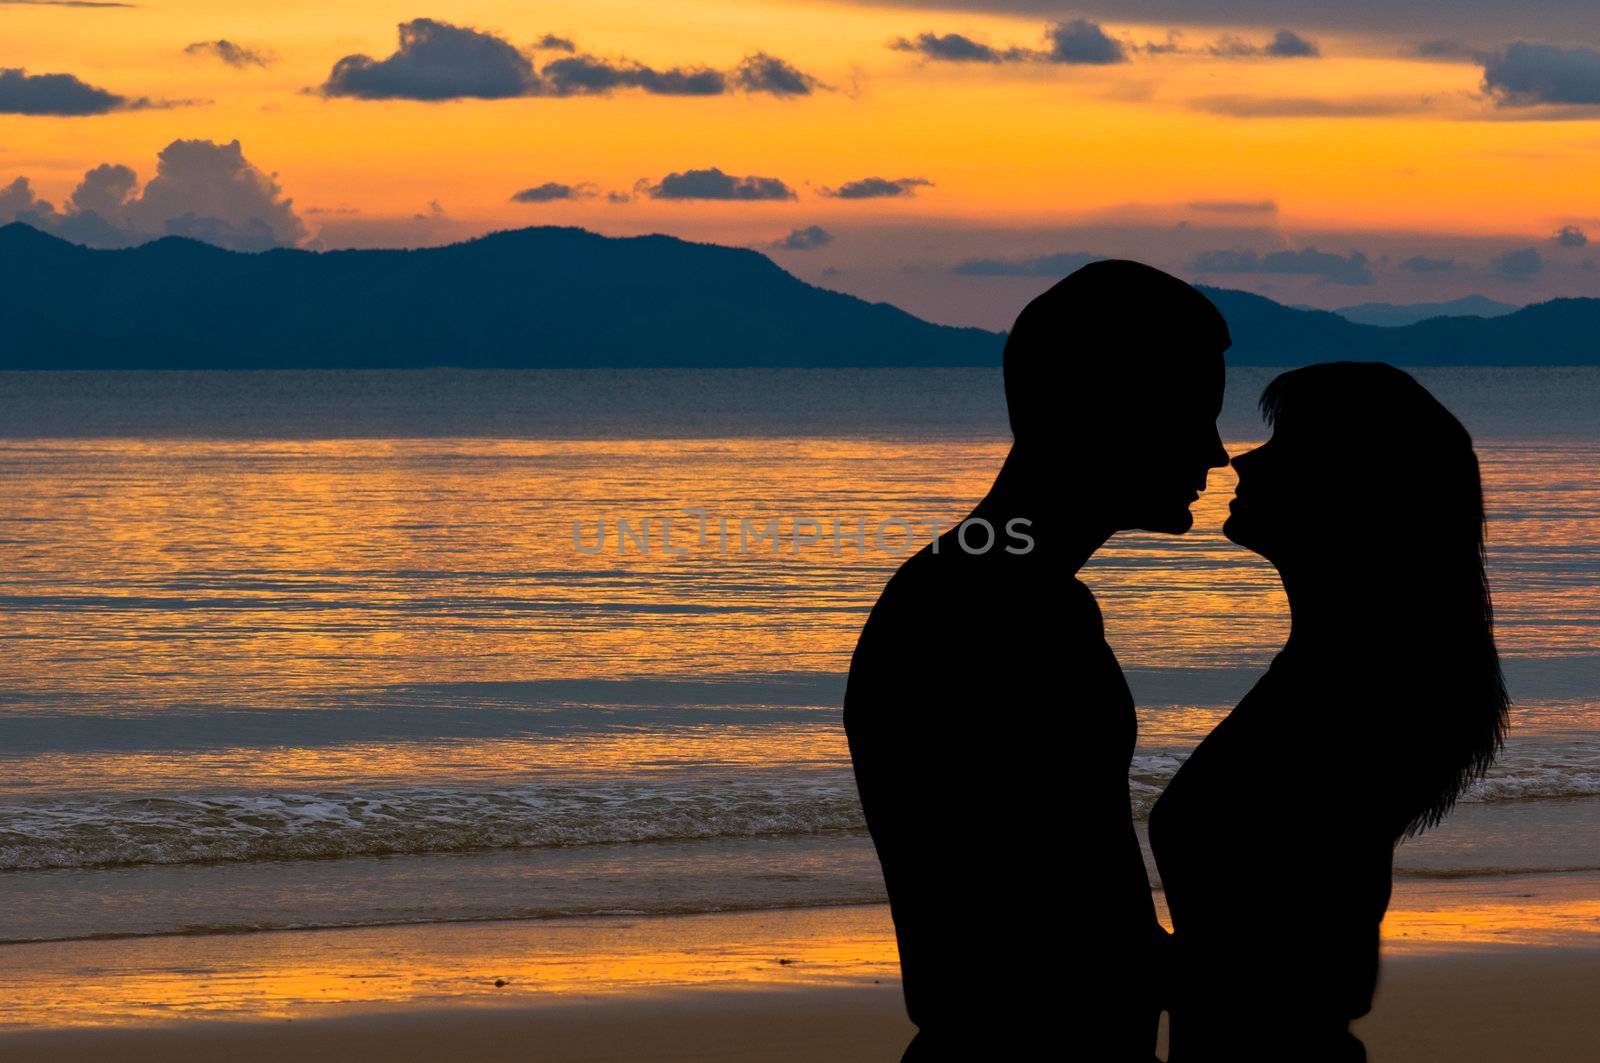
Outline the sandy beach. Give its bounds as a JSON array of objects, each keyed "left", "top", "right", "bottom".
[
  {"left": 1, "top": 943, "right": 1596, "bottom": 1062},
  {"left": 2, "top": 875, "right": 1597, "bottom": 1062}
]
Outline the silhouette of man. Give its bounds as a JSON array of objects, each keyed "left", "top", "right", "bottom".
[{"left": 843, "top": 261, "right": 1230, "bottom": 1060}]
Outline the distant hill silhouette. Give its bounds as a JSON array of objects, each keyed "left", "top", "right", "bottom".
[
  {"left": 1196, "top": 287, "right": 1600, "bottom": 366},
  {"left": 0, "top": 223, "right": 999, "bottom": 369},
  {"left": 1329, "top": 295, "right": 1520, "bottom": 328},
  {"left": 1, "top": 223, "right": 1597, "bottom": 368}
]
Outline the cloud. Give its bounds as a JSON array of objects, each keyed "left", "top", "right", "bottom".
[
  {"left": 540, "top": 56, "right": 724, "bottom": 96},
  {"left": 770, "top": 225, "right": 834, "bottom": 250},
  {"left": 1554, "top": 224, "right": 1589, "bottom": 248},
  {"left": 890, "top": 32, "right": 1033, "bottom": 63},
  {"left": 1482, "top": 42, "right": 1600, "bottom": 106},
  {"left": 184, "top": 40, "right": 272, "bottom": 69},
  {"left": 821, "top": 176, "right": 933, "bottom": 199},
  {"left": 1186, "top": 199, "right": 1277, "bottom": 214},
  {"left": 1206, "top": 29, "right": 1320, "bottom": 58},
  {"left": 534, "top": 34, "right": 576, "bottom": 53},
  {"left": 1192, "top": 246, "right": 1374, "bottom": 284},
  {"left": 0, "top": 138, "right": 306, "bottom": 251},
  {"left": 0, "top": 177, "right": 50, "bottom": 218},
  {"left": 1131, "top": 31, "right": 1184, "bottom": 55},
  {"left": 67, "top": 162, "right": 137, "bottom": 215},
  {"left": 128, "top": 139, "right": 306, "bottom": 250},
  {"left": 1491, "top": 246, "right": 1544, "bottom": 280},
  {"left": 1045, "top": 18, "right": 1127, "bottom": 64},
  {"left": 816, "top": 2, "right": 1600, "bottom": 41},
  {"left": 319, "top": 18, "right": 823, "bottom": 101},
  {"left": 1265, "top": 30, "right": 1320, "bottom": 57},
  {"left": 891, "top": 20, "right": 1320, "bottom": 67},
  {"left": 1191, "top": 95, "right": 1427, "bottom": 118},
  {"left": 321, "top": 18, "right": 537, "bottom": 99},
  {"left": 1400, "top": 254, "right": 1457, "bottom": 273},
  {"left": 510, "top": 181, "right": 595, "bottom": 203},
  {"left": 642, "top": 167, "right": 797, "bottom": 201},
  {"left": 893, "top": 20, "right": 1330, "bottom": 72},
  {"left": 540, "top": 52, "right": 823, "bottom": 97},
  {"left": 953, "top": 251, "right": 1104, "bottom": 276},
  {"left": 734, "top": 53, "right": 823, "bottom": 96},
  {"left": 0, "top": 67, "right": 164, "bottom": 115}
]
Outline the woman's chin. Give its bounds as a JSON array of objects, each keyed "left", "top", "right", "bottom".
[{"left": 1222, "top": 515, "right": 1272, "bottom": 558}]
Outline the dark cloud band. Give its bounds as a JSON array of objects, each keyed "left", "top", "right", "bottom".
[
  {"left": 643, "top": 168, "right": 797, "bottom": 201},
  {"left": 510, "top": 182, "right": 595, "bottom": 203},
  {"left": 1481, "top": 42, "right": 1600, "bottom": 106},
  {"left": 0, "top": 67, "right": 153, "bottom": 116},
  {"left": 822, "top": 176, "right": 933, "bottom": 199},
  {"left": 838, "top": 1, "right": 1600, "bottom": 40},
  {"left": 1192, "top": 246, "right": 1374, "bottom": 284},
  {"left": 320, "top": 18, "right": 823, "bottom": 101},
  {"left": 184, "top": 40, "right": 272, "bottom": 69},
  {"left": 891, "top": 19, "right": 1320, "bottom": 65},
  {"left": 770, "top": 225, "right": 835, "bottom": 250}
]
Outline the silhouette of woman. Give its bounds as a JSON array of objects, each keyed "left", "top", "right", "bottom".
[{"left": 1149, "top": 362, "right": 1509, "bottom": 1062}]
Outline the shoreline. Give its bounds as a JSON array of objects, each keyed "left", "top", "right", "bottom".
[{"left": 4, "top": 861, "right": 1596, "bottom": 955}]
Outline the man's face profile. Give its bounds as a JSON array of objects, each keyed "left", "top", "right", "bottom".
[
  {"left": 1093, "top": 350, "right": 1229, "bottom": 535},
  {"left": 1001, "top": 260, "right": 1231, "bottom": 538}
]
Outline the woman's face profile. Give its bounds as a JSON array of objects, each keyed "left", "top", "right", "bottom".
[{"left": 1221, "top": 429, "right": 1323, "bottom": 563}]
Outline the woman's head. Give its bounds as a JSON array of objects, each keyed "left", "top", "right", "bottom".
[
  {"left": 1226, "top": 361, "right": 1508, "bottom": 835},
  {"left": 1225, "top": 362, "right": 1480, "bottom": 570}
]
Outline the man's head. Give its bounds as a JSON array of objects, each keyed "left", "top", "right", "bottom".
[{"left": 1002, "top": 259, "right": 1231, "bottom": 534}]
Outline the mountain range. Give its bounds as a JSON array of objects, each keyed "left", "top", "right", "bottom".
[
  {"left": 1323, "top": 295, "right": 1520, "bottom": 328},
  {"left": 1, "top": 222, "right": 1596, "bottom": 368}
]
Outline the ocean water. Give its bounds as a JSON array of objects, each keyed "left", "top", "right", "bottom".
[{"left": 0, "top": 368, "right": 1596, "bottom": 945}]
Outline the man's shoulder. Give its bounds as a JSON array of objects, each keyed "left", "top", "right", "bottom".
[{"left": 861, "top": 549, "right": 1102, "bottom": 639}]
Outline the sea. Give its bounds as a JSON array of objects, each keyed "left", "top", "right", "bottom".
[{"left": 0, "top": 367, "right": 1596, "bottom": 946}]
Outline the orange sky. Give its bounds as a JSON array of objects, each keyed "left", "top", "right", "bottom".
[{"left": 3, "top": 0, "right": 1598, "bottom": 321}]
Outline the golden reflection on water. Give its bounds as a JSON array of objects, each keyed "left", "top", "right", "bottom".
[
  {"left": 5, "top": 437, "right": 1593, "bottom": 702},
  {"left": 3, "top": 435, "right": 1596, "bottom": 793},
  {"left": 7, "top": 725, "right": 848, "bottom": 794}
]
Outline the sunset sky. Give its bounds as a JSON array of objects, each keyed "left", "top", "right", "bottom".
[{"left": 3, "top": 0, "right": 1599, "bottom": 326}]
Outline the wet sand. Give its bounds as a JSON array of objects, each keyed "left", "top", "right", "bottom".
[
  {"left": 1, "top": 884, "right": 1596, "bottom": 1061},
  {"left": 2, "top": 951, "right": 1598, "bottom": 1062}
]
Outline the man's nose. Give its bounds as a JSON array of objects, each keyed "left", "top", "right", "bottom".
[{"left": 1206, "top": 428, "right": 1229, "bottom": 469}]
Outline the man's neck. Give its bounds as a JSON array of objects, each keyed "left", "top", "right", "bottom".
[{"left": 977, "top": 445, "right": 1114, "bottom": 576}]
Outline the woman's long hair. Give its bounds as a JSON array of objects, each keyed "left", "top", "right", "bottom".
[{"left": 1260, "top": 362, "right": 1509, "bottom": 838}]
